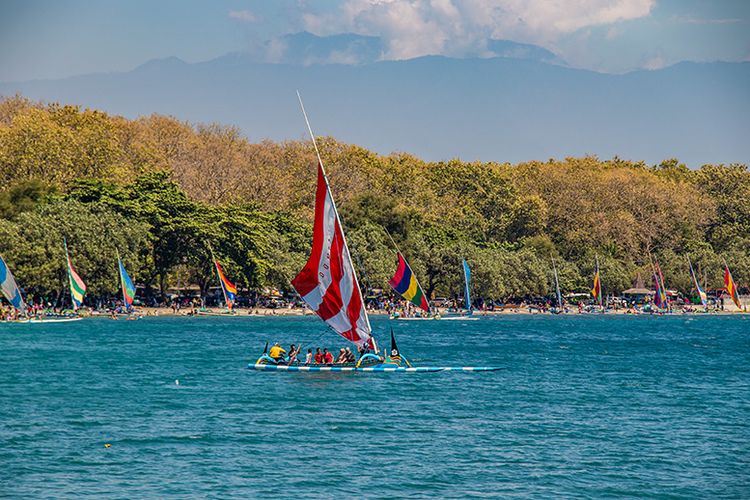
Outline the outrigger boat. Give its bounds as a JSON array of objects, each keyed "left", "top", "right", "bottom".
[{"left": 248, "top": 93, "right": 500, "bottom": 374}]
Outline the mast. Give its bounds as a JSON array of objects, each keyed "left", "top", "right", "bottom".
[
  {"left": 296, "top": 91, "right": 376, "bottom": 351},
  {"left": 117, "top": 251, "right": 127, "bottom": 309}
]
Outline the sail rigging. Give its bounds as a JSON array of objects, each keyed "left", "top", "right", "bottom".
[
  {"left": 64, "top": 239, "right": 86, "bottom": 310},
  {"left": 0, "top": 254, "right": 27, "bottom": 312},
  {"left": 290, "top": 92, "right": 374, "bottom": 349}
]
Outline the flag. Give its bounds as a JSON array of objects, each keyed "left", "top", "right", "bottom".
[
  {"left": 292, "top": 164, "right": 373, "bottom": 347},
  {"left": 724, "top": 263, "right": 742, "bottom": 309},
  {"left": 214, "top": 259, "right": 237, "bottom": 309},
  {"left": 388, "top": 252, "right": 430, "bottom": 312}
]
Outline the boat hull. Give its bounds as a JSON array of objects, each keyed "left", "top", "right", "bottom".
[{"left": 248, "top": 364, "right": 501, "bottom": 373}]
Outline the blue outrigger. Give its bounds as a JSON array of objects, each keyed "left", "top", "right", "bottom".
[{"left": 248, "top": 93, "right": 500, "bottom": 375}]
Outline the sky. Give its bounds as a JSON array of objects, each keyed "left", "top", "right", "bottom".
[{"left": 1, "top": 0, "right": 749, "bottom": 81}]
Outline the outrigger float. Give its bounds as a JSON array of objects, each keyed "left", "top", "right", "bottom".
[{"left": 248, "top": 93, "right": 500, "bottom": 375}]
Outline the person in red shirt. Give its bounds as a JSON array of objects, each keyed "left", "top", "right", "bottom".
[
  {"left": 313, "top": 347, "right": 323, "bottom": 364},
  {"left": 323, "top": 348, "right": 334, "bottom": 365}
]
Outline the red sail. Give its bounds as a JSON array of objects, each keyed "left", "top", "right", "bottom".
[{"left": 291, "top": 164, "right": 373, "bottom": 347}]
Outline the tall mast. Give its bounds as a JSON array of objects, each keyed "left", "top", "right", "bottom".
[
  {"left": 296, "top": 91, "right": 375, "bottom": 346},
  {"left": 552, "top": 258, "right": 562, "bottom": 307}
]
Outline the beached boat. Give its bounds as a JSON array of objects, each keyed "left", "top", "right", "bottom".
[
  {"left": 198, "top": 247, "right": 239, "bottom": 316},
  {"left": 385, "top": 233, "right": 438, "bottom": 321},
  {"left": 550, "top": 258, "right": 565, "bottom": 314},
  {"left": 0, "top": 254, "right": 27, "bottom": 319},
  {"left": 248, "top": 93, "right": 498, "bottom": 374}
]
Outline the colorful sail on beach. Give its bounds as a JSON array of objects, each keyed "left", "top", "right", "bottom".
[
  {"left": 213, "top": 258, "right": 237, "bottom": 309},
  {"left": 687, "top": 256, "right": 707, "bottom": 307},
  {"left": 724, "top": 262, "right": 742, "bottom": 309},
  {"left": 64, "top": 240, "right": 86, "bottom": 310},
  {"left": 0, "top": 254, "right": 27, "bottom": 311},
  {"left": 388, "top": 253, "right": 430, "bottom": 312},
  {"left": 291, "top": 163, "right": 374, "bottom": 348},
  {"left": 654, "top": 261, "right": 668, "bottom": 307},
  {"left": 653, "top": 272, "right": 665, "bottom": 308},
  {"left": 591, "top": 257, "right": 602, "bottom": 305},
  {"left": 462, "top": 259, "right": 472, "bottom": 311},
  {"left": 117, "top": 256, "right": 136, "bottom": 307}
]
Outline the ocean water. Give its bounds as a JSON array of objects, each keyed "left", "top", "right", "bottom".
[{"left": 1, "top": 314, "right": 748, "bottom": 498}]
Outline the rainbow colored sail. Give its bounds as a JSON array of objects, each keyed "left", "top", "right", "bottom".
[
  {"left": 654, "top": 261, "right": 668, "bottom": 307},
  {"left": 724, "top": 262, "right": 742, "bottom": 309},
  {"left": 0, "top": 254, "right": 26, "bottom": 311},
  {"left": 591, "top": 257, "right": 602, "bottom": 305},
  {"left": 118, "top": 256, "right": 136, "bottom": 307},
  {"left": 214, "top": 258, "right": 237, "bottom": 309},
  {"left": 389, "top": 252, "right": 429, "bottom": 312},
  {"left": 687, "top": 257, "right": 707, "bottom": 307},
  {"left": 64, "top": 240, "right": 86, "bottom": 310}
]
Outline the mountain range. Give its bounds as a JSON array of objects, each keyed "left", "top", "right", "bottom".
[{"left": 1, "top": 32, "right": 748, "bottom": 166}]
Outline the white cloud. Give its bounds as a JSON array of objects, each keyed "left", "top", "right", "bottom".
[
  {"left": 303, "top": 0, "right": 654, "bottom": 59},
  {"left": 229, "top": 10, "right": 257, "bottom": 23}
]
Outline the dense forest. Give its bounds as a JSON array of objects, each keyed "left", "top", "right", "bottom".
[{"left": 0, "top": 95, "right": 748, "bottom": 304}]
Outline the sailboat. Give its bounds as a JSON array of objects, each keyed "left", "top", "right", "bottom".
[
  {"left": 723, "top": 260, "right": 745, "bottom": 311},
  {"left": 589, "top": 255, "right": 605, "bottom": 313},
  {"left": 442, "top": 259, "right": 479, "bottom": 320},
  {"left": 0, "top": 254, "right": 29, "bottom": 321},
  {"left": 248, "top": 93, "right": 499, "bottom": 373},
  {"left": 198, "top": 248, "right": 239, "bottom": 316},
  {"left": 387, "top": 247, "right": 435, "bottom": 320},
  {"left": 115, "top": 253, "right": 140, "bottom": 319},
  {"left": 64, "top": 239, "right": 86, "bottom": 313},
  {"left": 687, "top": 256, "right": 708, "bottom": 311},
  {"left": 550, "top": 258, "right": 564, "bottom": 314}
]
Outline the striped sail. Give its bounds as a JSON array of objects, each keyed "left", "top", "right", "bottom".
[
  {"left": 654, "top": 261, "right": 668, "bottom": 307},
  {"left": 388, "top": 253, "right": 430, "bottom": 312},
  {"left": 653, "top": 272, "right": 665, "bottom": 308},
  {"left": 591, "top": 257, "right": 602, "bottom": 305},
  {"left": 64, "top": 240, "right": 86, "bottom": 309},
  {"left": 687, "top": 257, "right": 707, "bottom": 307},
  {"left": 118, "top": 256, "right": 136, "bottom": 307},
  {"left": 214, "top": 258, "right": 237, "bottom": 309},
  {"left": 462, "top": 259, "right": 472, "bottom": 311},
  {"left": 724, "top": 263, "right": 742, "bottom": 309},
  {"left": 0, "top": 254, "right": 27, "bottom": 311},
  {"left": 291, "top": 163, "right": 373, "bottom": 348}
]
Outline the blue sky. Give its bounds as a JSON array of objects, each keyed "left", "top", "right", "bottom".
[{"left": 1, "top": 0, "right": 749, "bottom": 81}]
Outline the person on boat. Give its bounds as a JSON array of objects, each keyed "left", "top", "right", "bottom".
[
  {"left": 288, "top": 344, "right": 300, "bottom": 364},
  {"left": 269, "top": 342, "right": 287, "bottom": 362},
  {"left": 304, "top": 349, "right": 313, "bottom": 365},
  {"left": 323, "top": 348, "right": 333, "bottom": 365},
  {"left": 314, "top": 348, "right": 323, "bottom": 364},
  {"left": 345, "top": 347, "right": 355, "bottom": 363},
  {"left": 335, "top": 348, "right": 348, "bottom": 364}
]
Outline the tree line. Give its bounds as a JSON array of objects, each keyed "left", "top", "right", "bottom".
[{"left": 0, "top": 95, "right": 748, "bottom": 304}]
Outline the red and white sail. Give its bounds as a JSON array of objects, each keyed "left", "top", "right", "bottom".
[{"left": 292, "top": 163, "right": 373, "bottom": 348}]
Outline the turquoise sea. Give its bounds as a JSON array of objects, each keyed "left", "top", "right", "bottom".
[{"left": 1, "top": 315, "right": 749, "bottom": 498}]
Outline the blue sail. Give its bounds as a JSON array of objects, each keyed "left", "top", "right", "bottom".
[
  {"left": 462, "top": 259, "right": 471, "bottom": 311},
  {"left": 0, "top": 254, "right": 27, "bottom": 311}
]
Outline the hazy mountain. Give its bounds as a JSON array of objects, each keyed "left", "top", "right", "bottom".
[{"left": 1, "top": 52, "right": 748, "bottom": 166}]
